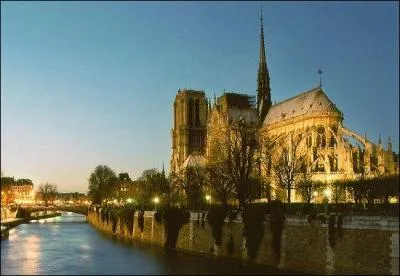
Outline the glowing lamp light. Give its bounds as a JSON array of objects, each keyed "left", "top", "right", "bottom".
[
  {"left": 205, "top": 195, "right": 211, "bottom": 201},
  {"left": 324, "top": 188, "right": 332, "bottom": 198},
  {"left": 153, "top": 197, "right": 159, "bottom": 204},
  {"left": 127, "top": 198, "right": 132, "bottom": 203}
]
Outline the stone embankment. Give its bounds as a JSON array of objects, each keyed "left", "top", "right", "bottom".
[
  {"left": 0, "top": 210, "right": 62, "bottom": 240},
  {"left": 88, "top": 209, "right": 398, "bottom": 275}
]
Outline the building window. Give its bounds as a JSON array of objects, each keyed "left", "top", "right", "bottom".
[
  {"left": 195, "top": 99, "right": 200, "bottom": 126},
  {"left": 307, "top": 133, "right": 312, "bottom": 148},
  {"left": 330, "top": 135, "right": 337, "bottom": 148},
  {"left": 330, "top": 155, "right": 338, "bottom": 172},
  {"left": 188, "top": 99, "right": 193, "bottom": 126},
  {"left": 317, "top": 127, "right": 326, "bottom": 148}
]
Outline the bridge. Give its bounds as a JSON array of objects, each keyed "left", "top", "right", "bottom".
[{"left": 17, "top": 205, "right": 89, "bottom": 217}]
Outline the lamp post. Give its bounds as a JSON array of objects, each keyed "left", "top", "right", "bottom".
[
  {"left": 153, "top": 196, "right": 159, "bottom": 210},
  {"left": 205, "top": 194, "right": 211, "bottom": 209}
]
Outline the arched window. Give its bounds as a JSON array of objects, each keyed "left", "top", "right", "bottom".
[
  {"left": 330, "top": 135, "right": 337, "bottom": 148},
  {"left": 188, "top": 99, "right": 193, "bottom": 126},
  {"left": 316, "top": 160, "right": 325, "bottom": 172},
  {"left": 195, "top": 99, "right": 200, "bottom": 126},
  {"left": 316, "top": 127, "right": 326, "bottom": 148},
  {"left": 307, "top": 133, "right": 312, "bottom": 148},
  {"left": 330, "top": 155, "right": 338, "bottom": 172}
]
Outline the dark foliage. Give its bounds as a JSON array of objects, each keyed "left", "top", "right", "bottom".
[
  {"left": 242, "top": 204, "right": 266, "bottom": 260},
  {"left": 163, "top": 207, "right": 190, "bottom": 249},
  {"left": 328, "top": 214, "right": 336, "bottom": 248},
  {"left": 138, "top": 210, "right": 145, "bottom": 233},
  {"left": 206, "top": 206, "right": 228, "bottom": 246},
  {"left": 337, "top": 214, "right": 343, "bottom": 238},
  {"left": 227, "top": 233, "right": 235, "bottom": 255},
  {"left": 269, "top": 200, "right": 286, "bottom": 261},
  {"left": 154, "top": 207, "right": 165, "bottom": 224},
  {"left": 111, "top": 210, "right": 118, "bottom": 234},
  {"left": 228, "top": 209, "right": 239, "bottom": 222}
]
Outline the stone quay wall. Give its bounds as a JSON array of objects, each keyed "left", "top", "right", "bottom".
[{"left": 87, "top": 210, "right": 399, "bottom": 275}]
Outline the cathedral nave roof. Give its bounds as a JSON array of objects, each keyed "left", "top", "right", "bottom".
[{"left": 263, "top": 87, "right": 342, "bottom": 126}]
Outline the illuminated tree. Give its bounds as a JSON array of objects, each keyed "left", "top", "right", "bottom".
[
  {"left": 88, "top": 165, "right": 117, "bottom": 204},
  {"left": 37, "top": 183, "right": 58, "bottom": 206}
]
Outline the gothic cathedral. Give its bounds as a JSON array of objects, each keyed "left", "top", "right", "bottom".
[{"left": 170, "top": 12, "right": 398, "bottom": 202}]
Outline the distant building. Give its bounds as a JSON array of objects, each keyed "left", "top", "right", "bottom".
[
  {"left": 56, "top": 192, "right": 87, "bottom": 204},
  {"left": 10, "top": 179, "right": 34, "bottom": 204},
  {"left": 170, "top": 13, "right": 398, "bottom": 202}
]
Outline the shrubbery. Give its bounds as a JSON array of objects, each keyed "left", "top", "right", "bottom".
[
  {"left": 242, "top": 204, "right": 266, "bottom": 260},
  {"left": 163, "top": 207, "right": 190, "bottom": 249},
  {"left": 206, "top": 206, "right": 227, "bottom": 246}
]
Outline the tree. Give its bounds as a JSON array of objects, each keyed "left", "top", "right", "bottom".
[
  {"left": 330, "top": 180, "right": 347, "bottom": 204},
  {"left": 37, "top": 183, "right": 58, "bottom": 206},
  {"left": 171, "top": 166, "right": 206, "bottom": 210},
  {"left": 270, "top": 133, "right": 307, "bottom": 204},
  {"left": 209, "top": 117, "right": 259, "bottom": 211},
  {"left": 296, "top": 169, "right": 324, "bottom": 203},
  {"left": 136, "top": 168, "right": 170, "bottom": 206},
  {"left": 88, "top": 165, "right": 117, "bottom": 204},
  {"left": 375, "top": 175, "right": 399, "bottom": 203},
  {"left": 204, "top": 162, "right": 235, "bottom": 208}
]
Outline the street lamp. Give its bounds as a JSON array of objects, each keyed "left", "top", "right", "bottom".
[
  {"left": 153, "top": 196, "right": 159, "bottom": 210},
  {"left": 205, "top": 194, "right": 211, "bottom": 207},
  {"left": 324, "top": 188, "right": 332, "bottom": 199},
  {"left": 313, "top": 191, "right": 318, "bottom": 203},
  {"left": 127, "top": 198, "right": 132, "bottom": 204}
]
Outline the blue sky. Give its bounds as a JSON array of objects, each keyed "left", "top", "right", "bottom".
[{"left": 1, "top": 2, "right": 398, "bottom": 193}]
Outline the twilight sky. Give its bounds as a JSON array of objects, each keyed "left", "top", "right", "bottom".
[{"left": 1, "top": 2, "right": 399, "bottom": 193}]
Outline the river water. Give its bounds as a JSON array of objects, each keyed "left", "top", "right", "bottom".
[{"left": 1, "top": 212, "right": 295, "bottom": 275}]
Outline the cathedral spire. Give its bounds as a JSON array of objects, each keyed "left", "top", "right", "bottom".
[
  {"left": 257, "top": 8, "right": 271, "bottom": 124},
  {"left": 388, "top": 136, "right": 392, "bottom": 152}
]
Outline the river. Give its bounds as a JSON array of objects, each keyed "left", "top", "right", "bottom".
[{"left": 1, "top": 212, "right": 296, "bottom": 275}]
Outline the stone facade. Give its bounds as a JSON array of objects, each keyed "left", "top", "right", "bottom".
[
  {"left": 170, "top": 89, "right": 209, "bottom": 173},
  {"left": 169, "top": 13, "right": 399, "bottom": 202}
]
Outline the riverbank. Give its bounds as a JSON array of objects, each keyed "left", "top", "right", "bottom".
[
  {"left": 87, "top": 209, "right": 399, "bottom": 275},
  {"left": 87, "top": 210, "right": 299, "bottom": 275},
  {"left": 0, "top": 212, "right": 62, "bottom": 240}
]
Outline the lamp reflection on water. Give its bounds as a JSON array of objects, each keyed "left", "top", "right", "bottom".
[{"left": 22, "top": 234, "right": 41, "bottom": 273}]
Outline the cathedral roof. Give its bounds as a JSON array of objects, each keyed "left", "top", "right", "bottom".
[
  {"left": 263, "top": 87, "right": 342, "bottom": 126},
  {"left": 180, "top": 153, "right": 206, "bottom": 170},
  {"left": 227, "top": 108, "right": 259, "bottom": 124}
]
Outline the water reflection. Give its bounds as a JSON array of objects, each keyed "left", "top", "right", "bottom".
[
  {"left": 1, "top": 213, "right": 295, "bottom": 275},
  {"left": 22, "top": 235, "right": 41, "bottom": 274}
]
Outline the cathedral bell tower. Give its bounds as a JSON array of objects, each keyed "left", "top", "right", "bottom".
[
  {"left": 257, "top": 10, "right": 272, "bottom": 124},
  {"left": 170, "top": 89, "right": 208, "bottom": 174}
]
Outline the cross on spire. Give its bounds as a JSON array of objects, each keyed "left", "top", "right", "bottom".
[{"left": 318, "top": 69, "right": 323, "bottom": 87}]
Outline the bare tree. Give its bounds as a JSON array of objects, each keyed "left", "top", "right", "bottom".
[
  {"left": 296, "top": 169, "right": 324, "bottom": 203},
  {"left": 37, "top": 183, "right": 58, "bottom": 206},
  {"left": 214, "top": 117, "right": 259, "bottom": 211},
  {"left": 204, "top": 161, "right": 235, "bottom": 208},
  {"left": 270, "top": 133, "right": 307, "bottom": 204}
]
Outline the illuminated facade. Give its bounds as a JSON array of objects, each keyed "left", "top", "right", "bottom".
[
  {"left": 170, "top": 13, "right": 398, "bottom": 202},
  {"left": 10, "top": 183, "right": 34, "bottom": 204}
]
